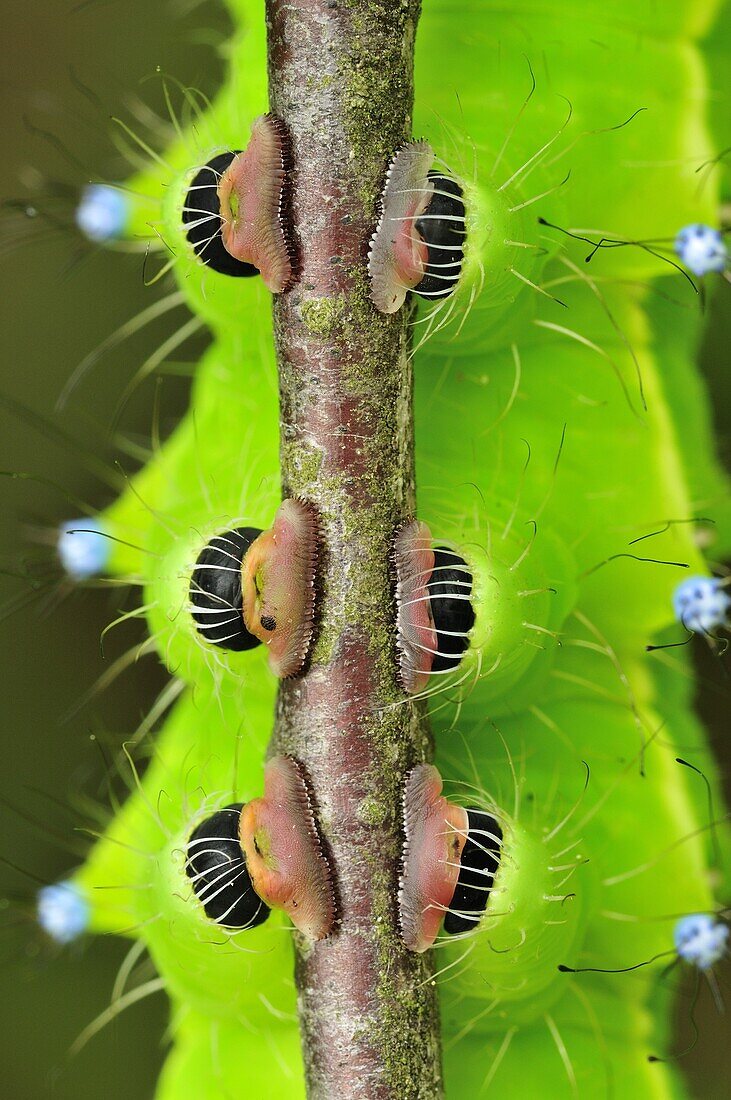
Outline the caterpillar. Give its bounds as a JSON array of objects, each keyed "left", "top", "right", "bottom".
[{"left": 3, "top": 0, "right": 731, "bottom": 1096}]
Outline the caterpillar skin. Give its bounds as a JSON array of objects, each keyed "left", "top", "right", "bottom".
[
  {"left": 408, "top": 21, "right": 730, "bottom": 1078},
  {"left": 88, "top": 0, "right": 277, "bottom": 580},
  {"left": 405, "top": 279, "right": 729, "bottom": 724},
  {"left": 416, "top": 294, "right": 729, "bottom": 1088},
  {"left": 398, "top": 1, "right": 723, "bottom": 354},
  {"left": 432, "top": 655, "right": 722, "bottom": 1090},
  {"left": 112, "top": 0, "right": 270, "bottom": 244},
  {"left": 44, "top": 0, "right": 731, "bottom": 1096},
  {"left": 73, "top": 655, "right": 324, "bottom": 1088},
  {"left": 73, "top": 676, "right": 306, "bottom": 1076},
  {"left": 155, "top": 1011, "right": 305, "bottom": 1100}
]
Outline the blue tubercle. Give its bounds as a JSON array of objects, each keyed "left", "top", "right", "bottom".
[
  {"left": 673, "top": 575, "right": 730, "bottom": 636},
  {"left": 37, "top": 881, "right": 89, "bottom": 945},
  {"left": 674, "top": 914, "right": 729, "bottom": 970},
  {"left": 76, "top": 184, "right": 129, "bottom": 243},
  {"left": 673, "top": 224, "right": 727, "bottom": 277},
  {"left": 57, "top": 518, "right": 110, "bottom": 580}
]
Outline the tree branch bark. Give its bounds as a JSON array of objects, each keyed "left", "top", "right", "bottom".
[{"left": 265, "top": 2, "right": 441, "bottom": 1097}]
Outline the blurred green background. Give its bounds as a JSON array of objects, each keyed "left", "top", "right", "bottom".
[{"left": 0, "top": 1, "right": 729, "bottom": 1097}]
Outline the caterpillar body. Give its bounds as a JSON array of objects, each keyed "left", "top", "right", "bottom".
[{"left": 11, "top": 0, "right": 731, "bottom": 1096}]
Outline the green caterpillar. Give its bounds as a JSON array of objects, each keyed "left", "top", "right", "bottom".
[{"left": 22, "top": 0, "right": 731, "bottom": 1096}]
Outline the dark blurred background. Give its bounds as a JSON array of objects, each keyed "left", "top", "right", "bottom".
[{"left": 0, "top": 1, "right": 729, "bottom": 1097}]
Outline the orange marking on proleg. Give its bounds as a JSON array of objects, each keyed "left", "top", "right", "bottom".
[
  {"left": 241, "top": 498, "right": 320, "bottom": 678},
  {"left": 399, "top": 764, "right": 468, "bottom": 953},
  {"left": 393, "top": 519, "right": 437, "bottom": 694},
  {"left": 240, "top": 756, "right": 335, "bottom": 942},
  {"left": 218, "top": 114, "right": 298, "bottom": 293},
  {"left": 368, "top": 141, "right": 435, "bottom": 313}
]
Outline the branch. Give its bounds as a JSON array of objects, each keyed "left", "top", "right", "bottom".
[{"left": 266, "top": 1, "right": 441, "bottom": 1096}]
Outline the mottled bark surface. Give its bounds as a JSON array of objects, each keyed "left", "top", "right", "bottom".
[{"left": 265, "top": 1, "right": 441, "bottom": 1097}]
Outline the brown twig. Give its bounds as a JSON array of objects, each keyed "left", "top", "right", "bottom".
[{"left": 266, "top": 1, "right": 441, "bottom": 1096}]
